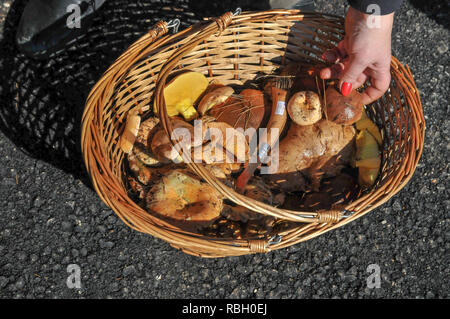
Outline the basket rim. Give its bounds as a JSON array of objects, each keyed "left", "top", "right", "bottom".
[{"left": 81, "top": 9, "right": 425, "bottom": 257}]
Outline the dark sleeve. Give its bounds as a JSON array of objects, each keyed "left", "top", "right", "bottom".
[{"left": 348, "top": 0, "right": 403, "bottom": 15}]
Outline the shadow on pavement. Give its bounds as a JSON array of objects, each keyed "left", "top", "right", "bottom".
[
  {"left": 0, "top": 0, "right": 271, "bottom": 188},
  {"left": 0, "top": 0, "right": 198, "bottom": 187}
]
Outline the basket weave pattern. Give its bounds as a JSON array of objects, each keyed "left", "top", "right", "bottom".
[{"left": 81, "top": 10, "right": 424, "bottom": 257}]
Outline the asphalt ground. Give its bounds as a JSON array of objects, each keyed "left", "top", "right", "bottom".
[{"left": 0, "top": 0, "right": 448, "bottom": 298}]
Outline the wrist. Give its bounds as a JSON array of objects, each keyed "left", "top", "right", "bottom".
[
  {"left": 348, "top": 0, "right": 403, "bottom": 16},
  {"left": 347, "top": 6, "right": 394, "bottom": 31}
]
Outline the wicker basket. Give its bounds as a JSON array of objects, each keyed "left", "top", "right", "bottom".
[{"left": 81, "top": 9, "right": 424, "bottom": 257}]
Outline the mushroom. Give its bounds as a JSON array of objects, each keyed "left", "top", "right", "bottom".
[
  {"left": 325, "top": 85, "right": 363, "bottom": 125},
  {"left": 202, "top": 121, "right": 249, "bottom": 164},
  {"left": 150, "top": 117, "right": 201, "bottom": 163},
  {"left": 160, "top": 71, "right": 209, "bottom": 121},
  {"left": 135, "top": 116, "right": 160, "bottom": 146},
  {"left": 151, "top": 130, "right": 183, "bottom": 163},
  {"left": 287, "top": 91, "right": 322, "bottom": 126},
  {"left": 198, "top": 86, "right": 234, "bottom": 115},
  {"left": 209, "top": 89, "right": 266, "bottom": 134},
  {"left": 120, "top": 109, "right": 141, "bottom": 154},
  {"left": 146, "top": 169, "right": 223, "bottom": 226}
]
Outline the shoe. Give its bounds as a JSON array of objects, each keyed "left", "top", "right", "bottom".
[
  {"left": 269, "top": 0, "right": 315, "bottom": 11},
  {"left": 16, "top": 0, "right": 106, "bottom": 60}
]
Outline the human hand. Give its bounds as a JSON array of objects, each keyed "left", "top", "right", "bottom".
[{"left": 320, "top": 6, "right": 394, "bottom": 105}]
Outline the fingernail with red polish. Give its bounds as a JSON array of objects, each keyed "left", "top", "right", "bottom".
[{"left": 341, "top": 82, "right": 352, "bottom": 96}]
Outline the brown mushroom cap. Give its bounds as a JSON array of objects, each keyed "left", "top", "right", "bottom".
[
  {"left": 201, "top": 121, "right": 249, "bottom": 163},
  {"left": 136, "top": 116, "right": 160, "bottom": 146},
  {"left": 150, "top": 118, "right": 200, "bottom": 163},
  {"left": 325, "top": 86, "right": 363, "bottom": 125},
  {"left": 151, "top": 130, "right": 177, "bottom": 163},
  {"left": 198, "top": 86, "right": 235, "bottom": 115},
  {"left": 210, "top": 89, "right": 265, "bottom": 132}
]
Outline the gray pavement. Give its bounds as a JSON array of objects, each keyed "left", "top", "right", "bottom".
[{"left": 0, "top": 0, "right": 448, "bottom": 298}]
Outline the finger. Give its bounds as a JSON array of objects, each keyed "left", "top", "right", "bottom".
[
  {"left": 359, "top": 71, "right": 391, "bottom": 104},
  {"left": 322, "top": 49, "right": 340, "bottom": 63},
  {"left": 336, "top": 40, "right": 348, "bottom": 58},
  {"left": 339, "top": 56, "right": 368, "bottom": 96},
  {"left": 321, "top": 59, "right": 367, "bottom": 88},
  {"left": 319, "top": 67, "right": 332, "bottom": 79},
  {"left": 321, "top": 40, "right": 347, "bottom": 63},
  {"left": 353, "top": 72, "right": 368, "bottom": 90},
  {"left": 322, "top": 47, "right": 344, "bottom": 63},
  {"left": 319, "top": 63, "right": 344, "bottom": 80}
]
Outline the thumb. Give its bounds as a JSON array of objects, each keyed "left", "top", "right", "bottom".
[{"left": 339, "top": 56, "right": 367, "bottom": 96}]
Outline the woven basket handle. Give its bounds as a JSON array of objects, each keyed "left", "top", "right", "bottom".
[
  {"left": 86, "top": 19, "right": 179, "bottom": 107},
  {"left": 154, "top": 11, "right": 354, "bottom": 225},
  {"left": 147, "top": 19, "right": 181, "bottom": 38}
]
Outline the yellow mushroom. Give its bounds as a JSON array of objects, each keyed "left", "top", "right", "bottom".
[
  {"left": 355, "top": 129, "right": 381, "bottom": 187},
  {"left": 157, "top": 71, "right": 209, "bottom": 121},
  {"left": 355, "top": 110, "right": 383, "bottom": 145}
]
